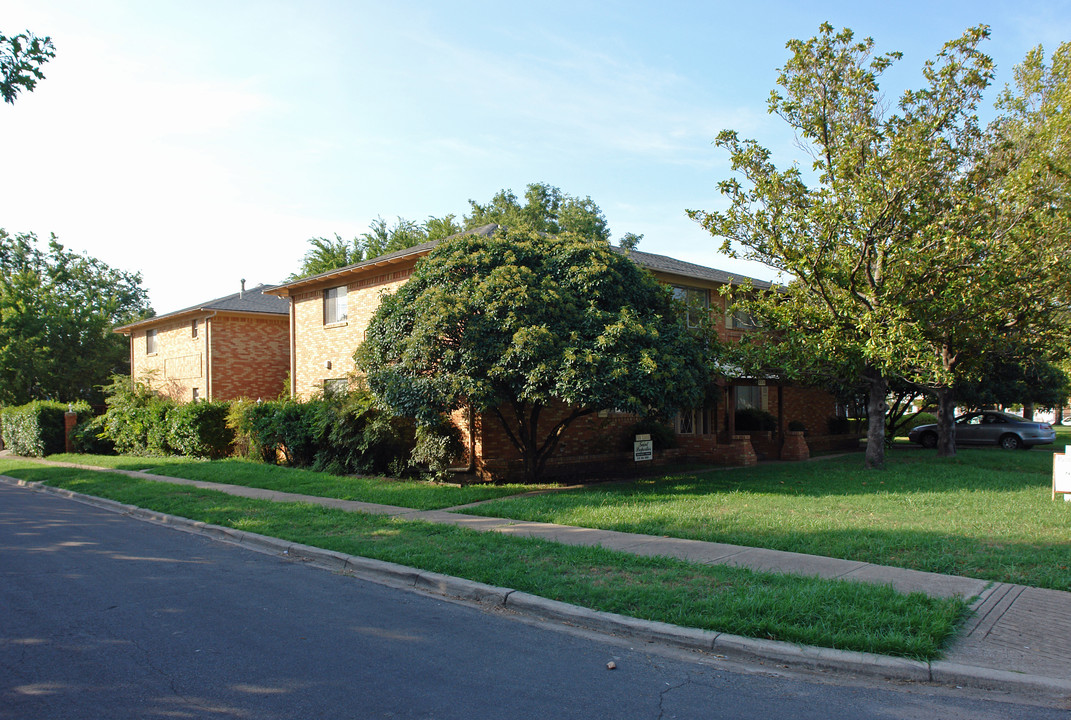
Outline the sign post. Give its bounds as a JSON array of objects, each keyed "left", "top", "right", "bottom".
[{"left": 634, "top": 433, "right": 653, "bottom": 463}]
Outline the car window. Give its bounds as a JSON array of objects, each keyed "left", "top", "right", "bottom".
[
  {"left": 986, "top": 414, "right": 1008, "bottom": 424},
  {"left": 964, "top": 415, "right": 983, "bottom": 426}
]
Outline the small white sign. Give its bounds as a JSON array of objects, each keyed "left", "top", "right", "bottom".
[
  {"left": 634, "top": 434, "right": 653, "bottom": 462},
  {"left": 1053, "top": 452, "right": 1071, "bottom": 500}
]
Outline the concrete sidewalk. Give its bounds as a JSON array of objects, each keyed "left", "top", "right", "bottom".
[{"left": 6, "top": 460, "right": 1071, "bottom": 699}]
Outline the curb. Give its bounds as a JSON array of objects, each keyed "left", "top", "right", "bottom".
[{"left": 5, "top": 475, "right": 1070, "bottom": 699}]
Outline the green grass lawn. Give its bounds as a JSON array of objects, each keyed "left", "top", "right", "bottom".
[
  {"left": 0, "top": 459, "right": 966, "bottom": 660},
  {"left": 46, "top": 453, "right": 552, "bottom": 510},
  {"left": 471, "top": 443, "right": 1071, "bottom": 590}
]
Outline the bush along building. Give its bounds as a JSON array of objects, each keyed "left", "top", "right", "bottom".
[
  {"left": 265, "top": 228, "right": 855, "bottom": 481},
  {"left": 114, "top": 281, "right": 290, "bottom": 403}
]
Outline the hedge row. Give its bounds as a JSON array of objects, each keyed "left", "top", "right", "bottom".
[
  {"left": 85, "top": 376, "right": 460, "bottom": 478},
  {"left": 0, "top": 401, "right": 92, "bottom": 457}
]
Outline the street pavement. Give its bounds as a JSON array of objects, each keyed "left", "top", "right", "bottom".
[
  {"left": 7, "top": 481, "right": 1066, "bottom": 720},
  {"left": 4, "top": 459, "right": 1071, "bottom": 704}
]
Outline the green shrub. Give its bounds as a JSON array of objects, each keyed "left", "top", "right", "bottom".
[
  {"left": 100, "top": 375, "right": 176, "bottom": 455},
  {"left": 622, "top": 416, "right": 677, "bottom": 451},
  {"left": 310, "top": 390, "right": 416, "bottom": 475},
  {"left": 165, "top": 401, "right": 234, "bottom": 459},
  {"left": 410, "top": 420, "right": 464, "bottom": 482},
  {"left": 227, "top": 399, "right": 278, "bottom": 462},
  {"left": 0, "top": 401, "right": 92, "bottom": 457},
  {"left": 735, "top": 407, "right": 777, "bottom": 432},
  {"left": 70, "top": 415, "right": 116, "bottom": 455},
  {"left": 893, "top": 412, "right": 938, "bottom": 437}
]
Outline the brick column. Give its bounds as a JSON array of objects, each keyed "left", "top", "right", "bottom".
[
  {"left": 780, "top": 430, "right": 810, "bottom": 461},
  {"left": 729, "top": 434, "right": 758, "bottom": 466},
  {"left": 64, "top": 411, "right": 78, "bottom": 453}
]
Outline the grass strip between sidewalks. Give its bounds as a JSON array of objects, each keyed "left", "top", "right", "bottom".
[
  {"left": 46, "top": 454, "right": 550, "bottom": 510},
  {"left": 1, "top": 459, "right": 967, "bottom": 661},
  {"left": 470, "top": 449, "right": 1071, "bottom": 591}
]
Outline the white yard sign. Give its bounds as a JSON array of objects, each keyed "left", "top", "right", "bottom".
[
  {"left": 1052, "top": 447, "right": 1071, "bottom": 501},
  {"left": 634, "top": 434, "right": 653, "bottom": 462}
]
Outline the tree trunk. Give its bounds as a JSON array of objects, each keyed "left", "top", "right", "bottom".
[
  {"left": 935, "top": 387, "right": 957, "bottom": 457},
  {"left": 864, "top": 370, "right": 888, "bottom": 470},
  {"left": 1023, "top": 403, "right": 1035, "bottom": 420}
]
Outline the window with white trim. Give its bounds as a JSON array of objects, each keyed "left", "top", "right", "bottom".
[
  {"left": 324, "top": 286, "right": 348, "bottom": 325},
  {"left": 671, "top": 286, "right": 709, "bottom": 328},
  {"left": 146, "top": 329, "right": 157, "bottom": 354}
]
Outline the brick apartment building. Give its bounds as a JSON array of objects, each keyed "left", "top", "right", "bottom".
[
  {"left": 266, "top": 227, "right": 847, "bottom": 480},
  {"left": 115, "top": 282, "right": 290, "bottom": 403}
]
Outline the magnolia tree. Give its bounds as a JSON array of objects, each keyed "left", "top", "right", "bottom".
[
  {"left": 691, "top": 25, "right": 1071, "bottom": 467},
  {"left": 356, "top": 228, "right": 708, "bottom": 482}
]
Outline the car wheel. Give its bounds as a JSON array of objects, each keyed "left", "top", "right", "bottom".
[
  {"left": 920, "top": 432, "right": 938, "bottom": 449},
  {"left": 999, "top": 434, "right": 1023, "bottom": 450}
]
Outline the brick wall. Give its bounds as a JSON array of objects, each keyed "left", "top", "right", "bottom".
[
  {"left": 291, "top": 268, "right": 412, "bottom": 398},
  {"left": 128, "top": 313, "right": 288, "bottom": 402},
  {"left": 210, "top": 315, "right": 290, "bottom": 401},
  {"left": 129, "top": 316, "right": 207, "bottom": 402}
]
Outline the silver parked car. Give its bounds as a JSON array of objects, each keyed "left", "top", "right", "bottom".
[{"left": 908, "top": 411, "right": 1056, "bottom": 450}]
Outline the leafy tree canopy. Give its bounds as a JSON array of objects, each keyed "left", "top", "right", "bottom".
[
  {"left": 1, "top": 29, "right": 55, "bottom": 104},
  {"left": 293, "top": 182, "right": 627, "bottom": 280},
  {"left": 464, "top": 182, "right": 611, "bottom": 242},
  {"left": 0, "top": 230, "right": 152, "bottom": 405},
  {"left": 689, "top": 24, "right": 1071, "bottom": 466},
  {"left": 956, "top": 358, "right": 1070, "bottom": 411},
  {"left": 291, "top": 214, "right": 462, "bottom": 279},
  {"left": 356, "top": 227, "right": 707, "bottom": 482}
]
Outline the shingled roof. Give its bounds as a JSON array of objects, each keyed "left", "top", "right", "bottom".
[
  {"left": 266, "top": 223, "right": 771, "bottom": 295},
  {"left": 619, "top": 247, "right": 773, "bottom": 290},
  {"left": 114, "top": 282, "right": 289, "bottom": 333}
]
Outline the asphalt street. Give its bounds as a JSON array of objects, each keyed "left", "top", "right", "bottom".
[{"left": 1, "top": 482, "right": 1066, "bottom": 720}]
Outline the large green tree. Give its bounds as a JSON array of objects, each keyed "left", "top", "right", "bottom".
[
  {"left": 356, "top": 228, "right": 708, "bottom": 482},
  {"left": 1, "top": 29, "right": 54, "bottom": 104},
  {"left": 464, "top": 182, "right": 611, "bottom": 242},
  {"left": 690, "top": 24, "right": 1069, "bottom": 467},
  {"left": 0, "top": 231, "right": 152, "bottom": 405},
  {"left": 291, "top": 215, "right": 462, "bottom": 279}
]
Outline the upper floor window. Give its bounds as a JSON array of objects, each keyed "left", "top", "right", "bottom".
[
  {"left": 146, "top": 329, "right": 157, "bottom": 354},
  {"left": 324, "top": 286, "right": 348, "bottom": 325},
  {"left": 672, "top": 286, "right": 709, "bottom": 328},
  {"left": 730, "top": 308, "right": 759, "bottom": 330},
  {"left": 191, "top": 319, "right": 199, "bottom": 338}
]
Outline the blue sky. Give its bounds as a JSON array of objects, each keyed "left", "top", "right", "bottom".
[{"left": 2, "top": 0, "right": 1069, "bottom": 313}]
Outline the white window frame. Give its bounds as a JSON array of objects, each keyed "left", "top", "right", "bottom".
[
  {"left": 324, "top": 286, "right": 348, "bottom": 325},
  {"left": 146, "top": 329, "right": 157, "bottom": 355},
  {"left": 672, "top": 286, "right": 709, "bottom": 329}
]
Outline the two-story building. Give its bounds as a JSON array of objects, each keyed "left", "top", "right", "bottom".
[
  {"left": 265, "top": 228, "right": 843, "bottom": 480},
  {"left": 114, "top": 282, "right": 290, "bottom": 402}
]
